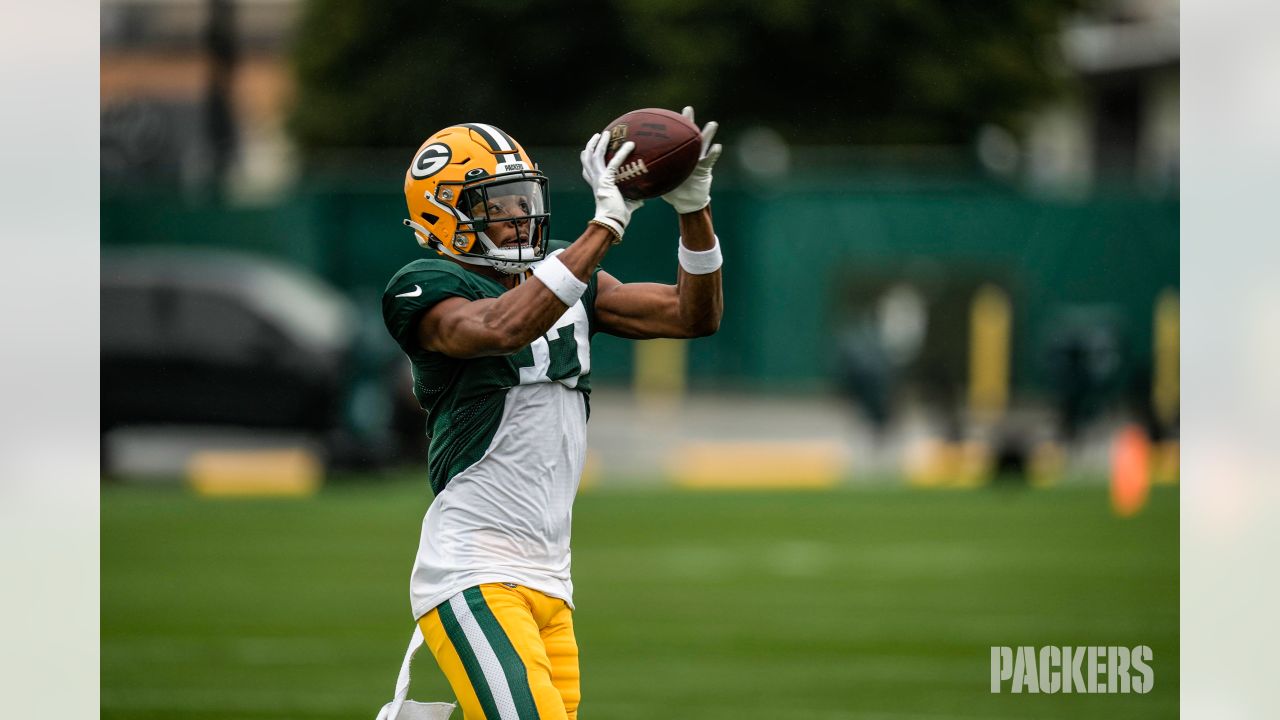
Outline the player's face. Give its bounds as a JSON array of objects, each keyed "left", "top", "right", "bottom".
[{"left": 472, "top": 194, "right": 532, "bottom": 247}]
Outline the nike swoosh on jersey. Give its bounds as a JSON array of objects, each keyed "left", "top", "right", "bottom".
[{"left": 396, "top": 285, "right": 423, "bottom": 298}]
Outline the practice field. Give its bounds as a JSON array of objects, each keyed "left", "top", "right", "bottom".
[{"left": 102, "top": 477, "right": 1178, "bottom": 719}]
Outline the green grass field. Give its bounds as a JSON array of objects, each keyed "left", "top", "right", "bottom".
[{"left": 102, "top": 477, "right": 1178, "bottom": 719}]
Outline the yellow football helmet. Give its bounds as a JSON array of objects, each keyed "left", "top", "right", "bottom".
[{"left": 403, "top": 123, "right": 550, "bottom": 275}]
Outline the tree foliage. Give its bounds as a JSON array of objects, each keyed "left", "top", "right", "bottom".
[{"left": 289, "top": 0, "right": 1088, "bottom": 152}]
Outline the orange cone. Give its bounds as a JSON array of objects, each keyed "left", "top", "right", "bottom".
[{"left": 1111, "top": 425, "right": 1151, "bottom": 517}]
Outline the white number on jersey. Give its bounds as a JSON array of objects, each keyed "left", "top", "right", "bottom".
[{"left": 517, "top": 300, "right": 590, "bottom": 388}]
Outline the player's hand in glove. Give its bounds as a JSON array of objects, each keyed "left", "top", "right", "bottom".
[
  {"left": 581, "top": 132, "right": 643, "bottom": 243},
  {"left": 662, "top": 106, "right": 722, "bottom": 215}
]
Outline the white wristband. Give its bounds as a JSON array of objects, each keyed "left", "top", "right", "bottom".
[
  {"left": 677, "top": 236, "right": 723, "bottom": 275},
  {"left": 532, "top": 254, "right": 587, "bottom": 306}
]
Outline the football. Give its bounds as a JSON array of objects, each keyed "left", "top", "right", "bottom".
[{"left": 603, "top": 108, "right": 702, "bottom": 200}]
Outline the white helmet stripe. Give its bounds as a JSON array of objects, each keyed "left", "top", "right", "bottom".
[
  {"left": 469, "top": 123, "right": 513, "bottom": 151},
  {"left": 461, "top": 122, "right": 519, "bottom": 164}
]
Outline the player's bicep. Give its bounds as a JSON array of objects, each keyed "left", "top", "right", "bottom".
[
  {"left": 417, "top": 296, "right": 512, "bottom": 358},
  {"left": 594, "top": 270, "right": 687, "bottom": 339}
]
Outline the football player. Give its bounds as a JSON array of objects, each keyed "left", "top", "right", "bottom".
[{"left": 377, "top": 110, "right": 723, "bottom": 720}]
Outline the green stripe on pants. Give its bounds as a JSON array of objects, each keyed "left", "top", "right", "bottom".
[
  {"left": 463, "top": 587, "right": 541, "bottom": 719},
  {"left": 437, "top": 597, "right": 503, "bottom": 720}
]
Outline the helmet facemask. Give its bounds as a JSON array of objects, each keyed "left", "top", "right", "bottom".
[{"left": 434, "top": 172, "right": 550, "bottom": 275}]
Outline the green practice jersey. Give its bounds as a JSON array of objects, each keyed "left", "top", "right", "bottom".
[{"left": 382, "top": 243, "right": 601, "bottom": 495}]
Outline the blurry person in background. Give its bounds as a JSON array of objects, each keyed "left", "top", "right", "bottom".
[{"left": 376, "top": 113, "right": 723, "bottom": 720}]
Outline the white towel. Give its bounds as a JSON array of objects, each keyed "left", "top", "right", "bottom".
[{"left": 375, "top": 624, "right": 457, "bottom": 720}]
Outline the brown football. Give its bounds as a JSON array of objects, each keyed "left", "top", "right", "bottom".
[{"left": 603, "top": 108, "right": 702, "bottom": 200}]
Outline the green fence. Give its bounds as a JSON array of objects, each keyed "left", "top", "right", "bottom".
[{"left": 103, "top": 174, "right": 1177, "bottom": 394}]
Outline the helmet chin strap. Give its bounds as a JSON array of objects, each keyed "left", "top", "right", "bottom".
[
  {"left": 403, "top": 219, "right": 434, "bottom": 249},
  {"left": 410, "top": 232, "right": 538, "bottom": 276},
  {"left": 476, "top": 235, "right": 539, "bottom": 275},
  {"left": 455, "top": 250, "right": 531, "bottom": 276}
]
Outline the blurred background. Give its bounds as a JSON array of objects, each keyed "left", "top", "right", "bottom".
[{"left": 100, "top": 1, "right": 1179, "bottom": 718}]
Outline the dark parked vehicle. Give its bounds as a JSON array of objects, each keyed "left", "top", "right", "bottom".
[{"left": 102, "top": 248, "right": 413, "bottom": 467}]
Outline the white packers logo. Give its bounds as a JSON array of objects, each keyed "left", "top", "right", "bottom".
[
  {"left": 991, "top": 645, "right": 1155, "bottom": 694},
  {"left": 411, "top": 143, "right": 452, "bottom": 179}
]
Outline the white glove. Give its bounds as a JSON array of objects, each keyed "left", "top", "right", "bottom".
[
  {"left": 581, "top": 132, "right": 643, "bottom": 242},
  {"left": 662, "top": 106, "right": 722, "bottom": 215}
]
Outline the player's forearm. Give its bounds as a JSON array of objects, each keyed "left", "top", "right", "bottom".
[
  {"left": 479, "top": 225, "right": 615, "bottom": 352},
  {"left": 673, "top": 271, "right": 722, "bottom": 337},
  {"left": 557, "top": 223, "right": 617, "bottom": 279},
  {"left": 677, "top": 206, "right": 715, "bottom": 250},
  {"left": 674, "top": 208, "right": 723, "bottom": 336}
]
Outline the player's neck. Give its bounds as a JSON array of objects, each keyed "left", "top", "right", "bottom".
[
  {"left": 472, "top": 265, "right": 518, "bottom": 289},
  {"left": 446, "top": 255, "right": 520, "bottom": 289}
]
